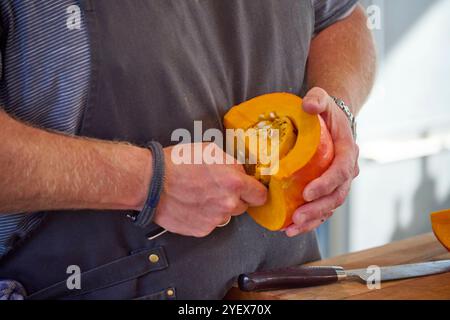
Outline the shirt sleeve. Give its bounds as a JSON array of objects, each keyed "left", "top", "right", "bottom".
[{"left": 313, "top": 0, "right": 359, "bottom": 34}]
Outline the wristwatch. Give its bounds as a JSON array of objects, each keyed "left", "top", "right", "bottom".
[{"left": 330, "top": 96, "right": 357, "bottom": 140}]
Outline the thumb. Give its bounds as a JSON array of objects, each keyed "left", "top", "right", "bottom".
[
  {"left": 239, "top": 174, "right": 268, "bottom": 207},
  {"left": 302, "top": 87, "right": 330, "bottom": 115}
]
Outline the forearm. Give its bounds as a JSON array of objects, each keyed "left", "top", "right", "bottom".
[
  {"left": 306, "top": 5, "right": 376, "bottom": 114},
  {"left": 0, "top": 110, "right": 152, "bottom": 213}
]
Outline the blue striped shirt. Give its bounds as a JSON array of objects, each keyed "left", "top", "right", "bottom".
[{"left": 0, "top": 0, "right": 90, "bottom": 257}]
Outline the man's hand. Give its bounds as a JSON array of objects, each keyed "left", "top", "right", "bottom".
[
  {"left": 284, "top": 4, "right": 376, "bottom": 237},
  {"left": 154, "top": 143, "right": 267, "bottom": 237},
  {"left": 285, "top": 87, "right": 359, "bottom": 237}
]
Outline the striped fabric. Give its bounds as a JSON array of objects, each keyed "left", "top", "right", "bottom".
[{"left": 0, "top": 0, "right": 90, "bottom": 257}]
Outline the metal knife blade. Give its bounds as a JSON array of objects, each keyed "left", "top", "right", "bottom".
[
  {"left": 238, "top": 260, "right": 450, "bottom": 292},
  {"left": 345, "top": 259, "right": 450, "bottom": 282}
]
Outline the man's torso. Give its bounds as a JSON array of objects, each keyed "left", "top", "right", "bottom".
[{"left": 0, "top": 0, "right": 329, "bottom": 299}]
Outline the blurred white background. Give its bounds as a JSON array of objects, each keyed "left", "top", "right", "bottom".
[{"left": 318, "top": 0, "right": 450, "bottom": 257}]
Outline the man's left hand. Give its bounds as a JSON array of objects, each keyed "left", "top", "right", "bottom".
[{"left": 285, "top": 87, "right": 360, "bottom": 237}]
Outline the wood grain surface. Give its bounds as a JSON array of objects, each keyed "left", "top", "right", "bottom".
[{"left": 225, "top": 233, "right": 450, "bottom": 300}]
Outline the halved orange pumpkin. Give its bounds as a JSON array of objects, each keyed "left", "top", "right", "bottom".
[
  {"left": 224, "top": 93, "right": 334, "bottom": 231},
  {"left": 431, "top": 209, "right": 450, "bottom": 251}
]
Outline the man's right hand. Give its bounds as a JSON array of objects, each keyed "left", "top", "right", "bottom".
[{"left": 153, "top": 143, "right": 268, "bottom": 238}]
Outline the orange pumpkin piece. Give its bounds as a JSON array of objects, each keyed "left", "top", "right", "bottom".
[
  {"left": 431, "top": 209, "right": 450, "bottom": 251},
  {"left": 224, "top": 93, "right": 334, "bottom": 231}
]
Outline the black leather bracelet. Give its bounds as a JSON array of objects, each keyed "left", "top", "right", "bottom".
[{"left": 131, "top": 141, "right": 165, "bottom": 228}]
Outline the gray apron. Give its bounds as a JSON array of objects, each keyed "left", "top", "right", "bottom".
[{"left": 0, "top": 0, "right": 320, "bottom": 299}]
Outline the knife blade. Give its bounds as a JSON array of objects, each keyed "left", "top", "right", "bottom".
[{"left": 238, "top": 259, "right": 450, "bottom": 292}]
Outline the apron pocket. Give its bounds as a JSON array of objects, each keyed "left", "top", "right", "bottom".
[{"left": 28, "top": 247, "right": 169, "bottom": 300}]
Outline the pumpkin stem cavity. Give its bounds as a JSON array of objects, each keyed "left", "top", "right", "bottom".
[{"left": 241, "top": 112, "right": 298, "bottom": 186}]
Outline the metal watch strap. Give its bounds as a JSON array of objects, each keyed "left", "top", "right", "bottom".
[{"left": 330, "top": 96, "right": 357, "bottom": 140}]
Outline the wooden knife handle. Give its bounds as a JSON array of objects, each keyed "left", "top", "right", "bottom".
[{"left": 238, "top": 266, "right": 344, "bottom": 292}]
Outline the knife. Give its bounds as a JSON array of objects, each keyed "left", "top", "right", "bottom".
[{"left": 238, "top": 259, "right": 450, "bottom": 292}]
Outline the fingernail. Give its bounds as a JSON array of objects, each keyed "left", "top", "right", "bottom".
[
  {"left": 303, "top": 97, "right": 318, "bottom": 107},
  {"left": 293, "top": 212, "right": 308, "bottom": 225},
  {"left": 286, "top": 226, "right": 300, "bottom": 238},
  {"left": 304, "top": 190, "right": 316, "bottom": 202}
]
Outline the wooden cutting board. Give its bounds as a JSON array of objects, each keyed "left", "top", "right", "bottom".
[{"left": 225, "top": 233, "right": 450, "bottom": 300}]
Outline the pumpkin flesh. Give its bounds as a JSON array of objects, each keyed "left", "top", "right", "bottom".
[
  {"left": 431, "top": 209, "right": 450, "bottom": 251},
  {"left": 224, "top": 93, "right": 334, "bottom": 231}
]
